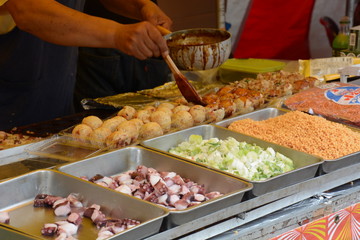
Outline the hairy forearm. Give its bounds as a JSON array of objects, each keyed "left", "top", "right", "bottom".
[{"left": 5, "top": 0, "right": 119, "bottom": 48}]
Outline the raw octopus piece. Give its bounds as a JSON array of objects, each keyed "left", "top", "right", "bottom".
[
  {"left": 0, "top": 211, "right": 10, "bottom": 224},
  {"left": 86, "top": 165, "right": 224, "bottom": 211}
]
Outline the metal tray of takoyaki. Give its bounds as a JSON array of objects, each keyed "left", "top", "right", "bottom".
[
  {"left": 0, "top": 169, "right": 168, "bottom": 240},
  {"left": 58, "top": 102, "right": 214, "bottom": 153},
  {"left": 140, "top": 124, "right": 323, "bottom": 197},
  {"left": 215, "top": 107, "right": 360, "bottom": 174},
  {"left": 57, "top": 146, "right": 253, "bottom": 227}
]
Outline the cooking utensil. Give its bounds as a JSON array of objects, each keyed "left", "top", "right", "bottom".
[
  {"left": 158, "top": 26, "right": 231, "bottom": 71},
  {"left": 157, "top": 26, "right": 206, "bottom": 105}
]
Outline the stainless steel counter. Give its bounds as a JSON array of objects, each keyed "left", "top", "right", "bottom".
[{"left": 145, "top": 159, "right": 360, "bottom": 240}]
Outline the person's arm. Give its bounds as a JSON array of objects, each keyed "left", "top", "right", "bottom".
[
  {"left": 4, "top": 0, "right": 169, "bottom": 59},
  {"left": 100, "top": 0, "right": 172, "bottom": 29}
]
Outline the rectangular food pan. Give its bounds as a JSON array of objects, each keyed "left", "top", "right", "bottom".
[
  {"left": 57, "top": 146, "right": 252, "bottom": 227},
  {"left": 0, "top": 169, "right": 168, "bottom": 240},
  {"left": 216, "top": 107, "right": 360, "bottom": 174},
  {"left": 0, "top": 226, "right": 42, "bottom": 240},
  {"left": 215, "top": 107, "right": 287, "bottom": 128},
  {"left": 25, "top": 135, "right": 106, "bottom": 162},
  {"left": 0, "top": 140, "right": 68, "bottom": 181},
  {"left": 141, "top": 125, "right": 323, "bottom": 197}
]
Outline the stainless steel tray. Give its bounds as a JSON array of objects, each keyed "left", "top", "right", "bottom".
[
  {"left": 215, "top": 107, "right": 287, "bottom": 128},
  {"left": 216, "top": 107, "right": 360, "bottom": 174},
  {"left": 141, "top": 125, "right": 323, "bottom": 196},
  {"left": 25, "top": 136, "right": 106, "bottom": 162},
  {"left": 0, "top": 140, "right": 68, "bottom": 181},
  {"left": 57, "top": 146, "right": 252, "bottom": 227},
  {"left": 0, "top": 226, "right": 42, "bottom": 240},
  {"left": 0, "top": 169, "right": 168, "bottom": 240}
]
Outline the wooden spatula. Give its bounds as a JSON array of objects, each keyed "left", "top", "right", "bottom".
[{"left": 157, "top": 26, "right": 206, "bottom": 106}]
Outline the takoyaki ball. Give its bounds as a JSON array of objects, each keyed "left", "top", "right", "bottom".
[
  {"left": 189, "top": 105, "right": 206, "bottom": 124},
  {"left": 173, "top": 105, "right": 190, "bottom": 114},
  {"left": 219, "top": 99, "right": 236, "bottom": 117},
  {"left": 117, "top": 106, "right": 136, "bottom": 120},
  {"left": 89, "top": 127, "right": 112, "bottom": 147},
  {"left": 128, "top": 118, "right": 144, "bottom": 131},
  {"left": 206, "top": 108, "right": 225, "bottom": 122},
  {"left": 134, "top": 109, "right": 151, "bottom": 124},
  {"left": 158, "top": 102, "right": 176, "bottom": 110},
  {"left": 116, "top": 120, "right": 139, "bottom": 142},
  {"left": 143, "top": 105, "right": 156, "bottom": 114},
  {"left": 139, "top": 122, "right": 164, "bottom": 140},
  {"left": 156, "top": 106, "right": 173, "bottom": 116},
  {"left": 102, "top": 116, "right": 127, "bottom": 132},
  {"left": 171, "top": 110, "right": 194, "bottom": 130},
  {"left": 150, "top": 110, "right": 171, "bottom": 132},
  {"left": 105, "top": 130, "right": 132, "bottom": 149},
  {"left": 82, "top": 116, "right": 103, "bottom": 130},
  {"left": 72, "top": 124, "right": 93, "bottom": 141},
  {"left": 0, "top": 131, "right": 7, "bottom": 140}
]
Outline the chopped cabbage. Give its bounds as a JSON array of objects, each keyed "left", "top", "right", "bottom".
[{"left": 169, "top": 135, "right": 295, "bottom": 181}]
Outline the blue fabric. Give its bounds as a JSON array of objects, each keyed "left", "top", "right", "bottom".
[{"left": 0, "top": 0, "right": 85, "bottom": 130}]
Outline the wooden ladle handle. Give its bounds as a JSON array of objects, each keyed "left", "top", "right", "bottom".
[{"left": 157, "top": 25, "right": 172, "bottom": 36}]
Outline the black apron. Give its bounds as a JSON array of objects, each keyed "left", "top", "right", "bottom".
[
  {"left": 0, "top": 0, "right": 85, "bottom": 130},
  {"left": 74, "top": 0, "right": 170, "bottom": 112}
]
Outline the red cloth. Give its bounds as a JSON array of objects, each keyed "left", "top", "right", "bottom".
[{"left": 234, "top": 0, "right": 315, "bottom": 60}]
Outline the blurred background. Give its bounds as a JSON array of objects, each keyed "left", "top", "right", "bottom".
[{"left": 158, "top": 0, "right": 358, "bottom": 59}]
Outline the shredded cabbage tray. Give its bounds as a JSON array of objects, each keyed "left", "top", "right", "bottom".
[{"left": 169, "top": 135, "right": 294, "bottom": 181}]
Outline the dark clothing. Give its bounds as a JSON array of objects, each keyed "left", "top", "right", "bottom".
[
  {"left": 74, "top": 47, "right": 170, "bottom": 111},
  {"left": 0, "top": 0, "right": 85, "bottom": 130},
  {"left": 74, "top": 0, "right": 170, "bottom": 112}
]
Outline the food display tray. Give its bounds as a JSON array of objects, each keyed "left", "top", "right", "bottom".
[
  {"left": 215, "top": 107, "right": 287, "bottom": 128},
  {"left": 0, "top": 169, "right": 168, "bottom": 240},
  {"left": 140, "top": 125, "right": 323, "bottom": 197},
  {"left": 57, "top": 146, "right": 252, "bottom": 227},
  {"left": 216, "top": 107, "right": 360, "bottom": 174},
  {"left": 0, "top": 226, "right": 42, "bottom": 240},
  {"left": 25, "top": 135, "right": 106, "bottom": 162},
  {"left": 0, "top": 140, "right": 68, "bottom": 181}
]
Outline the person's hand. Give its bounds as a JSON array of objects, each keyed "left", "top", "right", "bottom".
[
  {"left": 140, "top": 2, "right": 173, "bottom": 30},
  {"left": 114, "top": 21, "right": 168, "bottom": 60}
]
